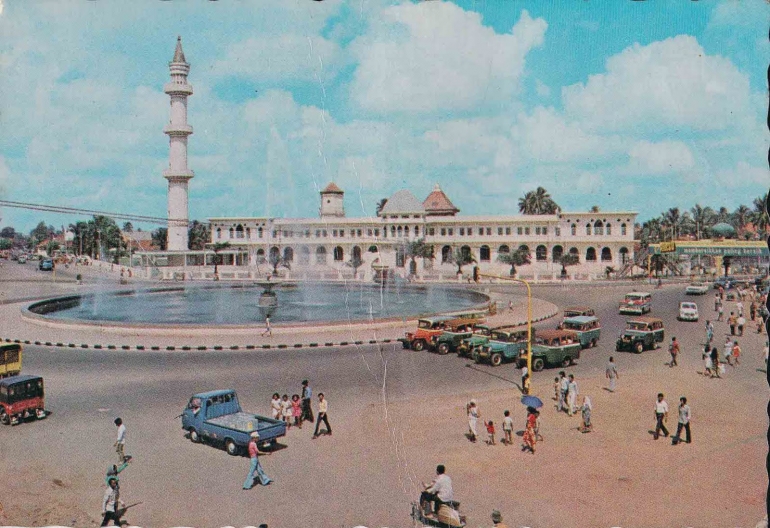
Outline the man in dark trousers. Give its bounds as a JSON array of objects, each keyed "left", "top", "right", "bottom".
[
  {"left": 300, "top": 380, "right": 314, "bottom": 423},
  {"left": 312, "top": 393, "right": 332, "bottom": 438},
  {"left": 653, "top": 393, "right": 669, "bottom": 440}
]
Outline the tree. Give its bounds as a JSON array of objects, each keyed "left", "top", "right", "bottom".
[
  {"left": 497, "top": 248, "right": 530, "bottom": 277},
  {"left": 589, "top": 205, "right": 600, "bottom": 213},
  {"left": 151, "top": 228, "right": 168, "bottom": 251},
  {"left": 375, "top": 198, "right": 388, "bottom": 216},
  {"left": 403, "top": 239, "right": 433, "bottom": 276},
  {"left": 188, "top": 220, "right": 210, "bottom": 251},
  {"left": 450, "top": 247, "right": 476, "bottom": 276},
  {"left": 268, "top": 251, "right": 291, "bottom": 276},
  {"left": 518, "top": 187, "right": 560, "bottom": 215},
  {"left": 557, "top": 253, "right": 580, "bottom": 276},
  {"left": 733, "top": 205, "right": 751, "bottom": 235},
  {"left": 29, "top": 221, "right": 51, "bottom": 245},
  {"left": 0, "top": 227, "right": 15, "bottom": 239},
  {"left": 46, "top": 240, "right": 60, "bottom": 256},
  {"left": 345, "top": 253, "right": 365, "bottom": 279},
  {"left": 212, "top": 241, "right": 230, "bottom": 278},
  {"left": 751, "top": 193, "right": 768, "bottom": 236},
  {"left": 0, "top": 238, "right": 12, "bottom": 250},
  {"left": 662, "top": 207, "right": 682, "bottom": 240},
  {"left": 122, "top": 222, "right": 134, "bottom": 233}
]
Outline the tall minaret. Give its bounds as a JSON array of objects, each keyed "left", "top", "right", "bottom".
[{"left": 163, "top": 36, "right": 194, "bottom": 251}]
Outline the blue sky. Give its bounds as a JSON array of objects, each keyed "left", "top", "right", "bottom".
[{"left": 0, "top": 0, "right": 767, "bottom": 233}]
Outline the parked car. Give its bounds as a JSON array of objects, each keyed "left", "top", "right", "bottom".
[
  {"left": 38, "top": 258, "right": 54, "bottom": 271},
  {"left": 615, "top": 317, "right": 665, "bottom": 353},
  {"left": 0, "top": 343, "right": 22, "bottom": 378},
  {"left": 678, "top": 302, "right": 699, "bottom": 321},
  {"left": 473, "top": 328, "right": 533, "bottom": 366},
  {"left": 431, "top": 320, "right": 487, "bottom": 355},
  {"left": 560, "top": 316, "right": 601, "bottom": 348},
  {"left": 713, "top": 276, "right": 736, "bottom": 290},
  {"left": 618, "top": 292, "right": 652, "bottom": 315},
  {"left": 0, "top": 375, "right": 47, "bottom": 425},
  {"left": 521, "top": 330, "right": 581, "bottom": 371},
  {"left": 180, "top": 389, "right": 286, "bottom": 455},
  {"left": 17, "top": 255, "right": 27, "bottom": 264},
  {"left": 685, "top": 282, "right": 709, "bottom": 295}
]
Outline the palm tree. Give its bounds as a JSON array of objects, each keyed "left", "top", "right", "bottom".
[
  {"left": 212, "top": 241, "right": 230, "bottom": 278},
  {"left": 497, "top": 248, "right": 530, "bottom": 277},
  {"left": 403, "top": 239, "right": 433, "bottom": 276},
  {"left": 733, "top": 204, "right": 751, "bottom": 235},
  {"left": 689, "top": 204, "right": 714, "bottom": 240},
  {"left": 662, "top": 208, "right": 682, "bottom": 240},
  {"left": 122, "top": 222, "right": 133, "bottom": 233},
  {"left": 451, "top": 247, "right": 476, "bottom": 276},
  {"left": 557, "top": 253, "right": 580, "bottom": 276},
  {"left": 375, "top": 198, "right": 388, "bottom": 216},
  {"left": 716, "top": 207, "right": 730, "bottom": 223},
  {"left": 518, "top": 187, "right": 560, "bottom": 215},
  {"left": 752, "top": 193, "right": 768, "bottom": 236},
  {"left": 589, "top": 205, "right": 600, "bottom": 213}
]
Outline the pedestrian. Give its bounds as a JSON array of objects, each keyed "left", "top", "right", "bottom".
[
  {"left": 714, "top": 294, "right": 720, "bottom": 312},
  {"left": 668, "top": 337, "right": 680, "bottom": 367},
  {"left": 552, "top": 377, "right": 560, "bottom": 401},
  {"left": 466, "top": 400, "right": 479, "bottom": 442},
  {"left": 260, "top": 316, "right": 272, "bottom": 337},
  {"left": 732, "top": 341, "right": 741, "bottom": 366},
  {"left": 521, "top": 407, "right": 538, "bottom": 454},
  {"left": 737, "top": 314, "right": 746, "bottom": 336},
  {"left": 653, "top": 393, "right": 669, "bottom": 440},
  {"left": 764, "top": 342, "right": 769, "bottom": 368},
  {"left": 491, "top": 509, "right": 509, "bottom": 528},
  {"left": 703, "top": 344, "right": 713, "bottom": 377},
  {"left": 105, "top": 459, "right": 131, "bottom": 486},
  {"left": 101, "top": 477, "right": 125, "bottom": 526},
  {"left": 705, "top": 320, "right": 714, "bottom": 346},
  {"left": 312, "top": 393, "right": 332, "bottom": 438},
  {"left": 567, "top": 375, "right": 578, "bottom": 416},
  {"left": 710, "top": 347, "right": 721, "bottom": 378},
  {"left": 300, "top": 380, "right": 314, "bottom": 423},
  {"left": 723, "top": 337, "right": 734, "bottom": 366},
  {"left": 558, "top": 371, "right": 569, "bottom": 413},
  {"left": 759, "top": 318, "right": 765, "bottom": 334},
  {"left": 737, "top": 300, "right": 744, "bottom": 318},
  {"left": 520, "top": 363, "right": 529, "bottom": 395},
  {"left": 605, "top": 356, "right": 619, "bottom": 392},
  {"left": 508, "top": 300, "right": 513, "bottom": 311},
  {"left": 485, "top": 420, "right": 496, "bottom": 445},
  {"left": 579, "top": 396, "right": 593, "bottom": 433},
  {"left": 502, "top": 410, "right": 513, "bottom": 446},
  {"left": 673, "top": 397, "right": 692, "bottom": 445},
  {"left": 291, "top": 394, "right": 302, "bottom": 428},
  {"left": 113, "top": 418, "right": 127, "bottom": 464},
  {"left": 717, "top": 304, "right": 724, "bottom": 321},
  {"left": 728, "top": 312, "right": 737, "bottom": 336},
  {"left": 280, "top": 394, "right": 292, "bottom": 429},
  {"left": 270, "top": 393, "right": 281, "bottom": 420},
  {"left": 243, "top": 432, "right": 272, "bottom": 489},
  {"left": 750, "top": 301, "right": 757, "bottom": 321}
]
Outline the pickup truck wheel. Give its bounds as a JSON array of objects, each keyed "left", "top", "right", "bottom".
[
  {"left": 490, "top": 353, "right": 503, "bottom": 367},
  {"left": 225, "top": 439, "right": 239, "bottom": 456},
  {"left": 0, "top": 410, "right": 9, "bottom": 425},
  {"left": 634, "top": 342, "right": 644, "bottom": 354},
  {"left": 189, "top": 429, "right": 200, "bottom": 443},
  {"left": 412, "top": 340, "right": 425, "bottom": 351},
  {"left": 532, "top": 358, "right": 545, "bottom": 372},
  {"left": 437, "top": 343, "right": 450, "bottom": 355}
]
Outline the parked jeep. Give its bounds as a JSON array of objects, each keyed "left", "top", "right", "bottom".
[
  {"left": 456, "top": 325, "right": 495, "bottom": 357},
  {"left": 520, "top": 330, "right": 581, "bottom": 371},
  {"left": 399, "top": 316, "right": 455, "bottom": 351},
  {"left": 618, "top": 292, "right": 652, "bottom": 315},
  {"left": 431, "top": 320, "right": 487, "bottom": 355},
  {"left": 473, "top": 328, "right": 533, "bottom": 366},
  {"left": 615, "top": 317, "right": 665, "bottom": 353},
  {"left": 560, "top": 316, "right": 601, "bottom": 349}
]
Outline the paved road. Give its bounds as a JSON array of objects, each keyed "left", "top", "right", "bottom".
[{"left": 0, "top": 280, "right": 766, "bottom": 527}]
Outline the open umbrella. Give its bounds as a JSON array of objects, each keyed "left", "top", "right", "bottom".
[{"left": 521, "top": 395, "right": 543, "bottom": 409}]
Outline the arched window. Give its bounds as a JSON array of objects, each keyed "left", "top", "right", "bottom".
[
  {"left": 601, "top": 247, "right": 612, "bottom": 262},
  {"left": 236, "top": 224, "right": 244, "bottom": 239},
  {"left": 333, "top": 246, "right": 344, "bottom": 261},
  {"left": 368, "top": 245, "right": 378, "bottom": 253},
  {"left": 404, "top": 226, "right": 410, "bottom": 237},
  {"left": 552, "top": 245, "right": 563, "bottom": 263},
  {"left": 257, "top": 227, "right": 263, "bottom": 238},
  {"left": 299, "top": 246, "right": 310, "bottom": 265},
  {"left": 396, "top": 246, "right": 406, "bottom": 268},
  {"left": 414, "top": 226, "right": 419, "bottom": 237},
  {"left": 594, "top": 221, "right": 603, "bottom": 236},
  {"left": 391, "top": 226, "right": 396, "bottom": 236},
  {"left": 352, "top": 246, "right": 362, "bottom": 261},
  {"left": 283, "top": 247, "right": 294, "bottom": 262},
  {"left": 216, "top": 228, "right": 222, "bottom": 239},
  {"left": 619, "top": 247, "right": 629, "bottom": 264},
  {"left": 461, "top": 245, "right": 472, "bottom": 261},
  {"left": 441, "top": 245, "right": 452, "bottom": 263},
  {"left": 536, "top": 245, "right": 547, "bottom": 261},
  {"left": 571, "top": 224, "right": 577, "bottom": 236},
  {"left": 585, "top": 224, "right": 591, "bottom": 236},
  {"left": 229, "top": 228, "right": 235, "bottom": 239},
  {"left": 518, "top": 245, "right": 529, "bottom": 254},
  {"left": 586, "top": 247, "right": 597, "bottom": 261},
  {"left": 605, "top": 224, "right": 611, "bottom": 236},
  {"left": 621, "top": 223, "right": 627, "bottom": 236},
  {"left": 269, "top": 246, "right": 280, "bottom": 261},
  {"left": 256, "top": 248, "right": 266, "bottom": 264},
  {"left": 569, "top": 247, "right": 579, "bottom": 259},
  {"left": 498, "top": 244, "right": 510, "bottom": 254},
  {"left": 397, "top": 226, "right": 403, "bottom": 238},
  {"left": 480, "top": 245, "right": 490, "bottom": 261},
  {"left": 316, "top": 246, "right": 327, "bottom": 265}
]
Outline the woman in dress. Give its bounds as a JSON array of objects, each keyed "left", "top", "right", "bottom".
[
  {"left": 467, "top": 400, "right": 479, "bottom": 443},
  {"left": 703, "top": 344, "right": 713, "bottom": 377},
  {"left": 291, "top": 394, "right": 302, "bottom": 428},
  {"left": 270, "top": 393, "right": 282, "bottom": 420},
  {"left": 522, "top": 407, "right": 537, "bottom": 453},
  {"left": 580, "top": 396, "right": 593, "bottom": 433}
]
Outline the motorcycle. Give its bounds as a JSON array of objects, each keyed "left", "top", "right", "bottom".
[{"left": 410, "top": 499, "right": 466, "bottom": 527}]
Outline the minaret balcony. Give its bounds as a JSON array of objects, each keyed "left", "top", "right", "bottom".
[
  {"left": 164, "top": 82, "right": 193, "bottom": 96},
  {"left": 163, "top": 169, "right": 195, "bottom": 180},
  {"left": 164, "top": 124, "right": 193, "bottom": 135}
]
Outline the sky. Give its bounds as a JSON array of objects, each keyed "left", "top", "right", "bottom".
[{"left": 0, "top": 0, "right": 767, "bottom": 233}]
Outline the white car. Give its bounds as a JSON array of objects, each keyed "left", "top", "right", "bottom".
[
  {"left": 685, "top": 282, "right": 709, "bottom": 295},
  {"left": 678, "top": 302, "right": 699, "bottom": 322}
]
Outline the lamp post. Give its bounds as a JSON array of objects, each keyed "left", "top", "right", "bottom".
[{"left": 479, "top": 273, "right": 532, "bottom": 393}]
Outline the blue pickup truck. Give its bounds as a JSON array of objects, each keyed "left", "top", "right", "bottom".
[{"left": 181, "top": 389, "right": 286, "bottom": 455}]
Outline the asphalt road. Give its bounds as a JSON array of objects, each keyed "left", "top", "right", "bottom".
[{"left": 0, "top": 280, "right": 765, "bottom": 527}]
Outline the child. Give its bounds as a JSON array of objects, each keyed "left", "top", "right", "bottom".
[
  {"left": 502, "top": 410, "right": 513, "bottom": 445},
  {"left": 270, "top": 393, "right": 281, "bottom": 420},
  {"left": 732, "top": 341, "right": 741, "bottom": 366},
  {"left": 579, "top": 396, "right": 593, "bottom": 433},
  {"left": 291, "top": 394, "right": 302, "bottom": 428},
  {"left": 553, "top": 377, "right": 560, "bottom": 402},
  {"left": 485, "top": 420, "right": 496, "bottom": 445},
  {"left": 280, "top": 394, "right": 292, "bottom": 429}
]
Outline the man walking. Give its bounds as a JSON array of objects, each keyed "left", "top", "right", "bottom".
[
  {"left": 557, "top": 371, "right": 568, "bottom": 413},
  {"left": 674, "top": 397, "right": 691, "bottom": 445},
  {"left": 113, "top": 418, "right": 127, "bottom": 464},
  {"left": 300, "top": 379, "right": 314, "bottom": 423},
  {"left": 520, "top": 363, "right": 529, "bottom": 395},
  {"left": 605, "top": 357, "right": 619, "bottom": 392},
  {"left": 312, "top": 393, "right": 332, "bottom": 438},
  {"left": 717, "top": 304, "right": 724, "bottom": 321},
  {"left": 723, "top": 337, "right": 734, "bottom": 366},
  {"left": 567, "top": 375, "right": 578, "bottom": 416},
  {"left": 737, "top": 314, "right": 746, "bottom": 336},
  {"left": 668, "top": 337, "right": 680, "bottom": 367},
  {"left": 101, "top": 477, "right": 124, "bottom": 526},
  {"left": 260, "top": 316, "right": 272, "bottom": 337},
  {"left": 728, "top": 312, "right": 737, "bottom": 336},
  {"left": 243, "top": 432, "right": 272, "bottom": 489},
  {"left": 653, "top": 393, "right": 669, "bottom": 440},
  {"left": 705, "top": 321, "right": 714, "bottom": 347}
]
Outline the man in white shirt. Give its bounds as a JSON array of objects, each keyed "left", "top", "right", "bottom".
[
  {"left": 674, "top": 396, "right": 691, "bottom": 444},
  {"left": 558, "top": 372, "right": 569, "bottom": 413},
  {"left": 520, "top": 364, "right": 529, "bottom": 395},
  {"left": 567, "top": 375, "right": 579, "bottom": 416},
  {"left": 312, "top": 393, "right": 332, "bottom": 438},
  {"left": 420, "top": 464, "right": 453, "bottom": 517},
  {"left": 653, "top": 393, "right": 669, "bottom": 440},
  {"left": 114, "top": 418, "right": 127, "bottom": 464}
]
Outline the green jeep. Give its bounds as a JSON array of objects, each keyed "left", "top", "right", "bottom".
[
  {"left": 432, "top": 321, "right": 487, "bottom": 355},
  {"left": 615, "top": 317, "right": 665, "bottom": 354},
  {"left": 561, "top": 316, "right": 601, "bottom": 349},
  {"left": 521, "top": 329, "right": 582, "bottom": 371},
  {"left": 456, "top": 325, "right": 495, "bottom": 357},
  {"left": 473, "top": 328, "right": 532, "bottom": 367}
]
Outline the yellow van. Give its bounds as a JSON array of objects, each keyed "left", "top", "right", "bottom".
[{"left": 0, "top": 344, "right": 22, "bottom": 378}]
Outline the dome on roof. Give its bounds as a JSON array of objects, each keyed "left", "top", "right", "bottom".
[
  {"left": 379, "top": 190, "right": 425, "bottom": 215},
  {"left": 711, "top": 223, "right": 736, "bottom": 237}
]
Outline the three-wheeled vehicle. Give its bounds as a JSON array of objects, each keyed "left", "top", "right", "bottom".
[
  {"left": 0, "top": 343, "right": 22, "bottom": 378},
  {"left": 0, "top": 374, "right": 47, "bottom": 425}
]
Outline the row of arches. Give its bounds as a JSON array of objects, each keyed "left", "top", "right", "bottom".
[
  {"left": 440, "top": 245, "right": 629, "bottom": 263},
  {"left": 570, "top": 222, "right": 627, "bottom": 236},
  {"left": 216, "top": 225, "right": 264, "bottom": 240},
  {"left": 256, "top": 245, "right": 372, "bottom": 265}
]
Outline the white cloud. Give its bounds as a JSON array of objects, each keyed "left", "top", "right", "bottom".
[
  {"left": 714, "top": 162, "right": 768, "bottom": 188},
  {"left": 350, "top": 5, "right": 546, "bottom": 114},
  {"left": 562, "top": 35, "right": 752, "bottom": 132},
  {"left": 628, "top": 140, "right": 695, "bottom": 174},
  {"left": 534, "top": 79, "right": 551, "bottom": 98}
]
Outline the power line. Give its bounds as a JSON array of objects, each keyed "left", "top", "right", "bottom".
[{"left": 0, "top": 200, "right": 189, "bottom": 227}]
